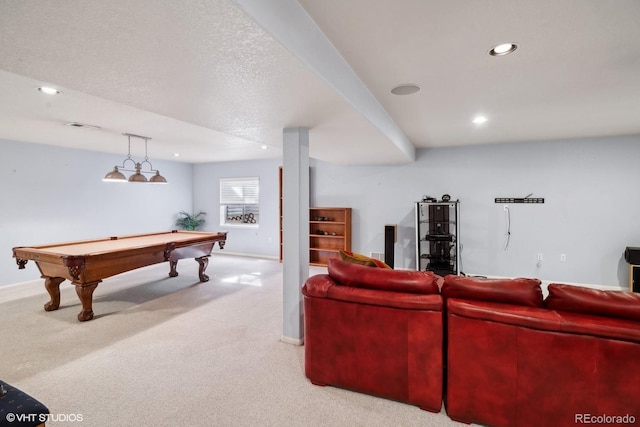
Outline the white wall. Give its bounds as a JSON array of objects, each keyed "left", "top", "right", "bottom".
[
  {"left": 193, "top": 158, "right": 281, "bottom": 258},
  {"left": 311, "top": 135, "right": 640, "bottom": 288},
  {"left": 1, "top": 139, "right": 194, "bottom": 287}
]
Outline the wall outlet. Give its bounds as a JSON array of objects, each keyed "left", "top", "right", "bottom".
[
  {"left": 537, "top": 253, "right": 543, "bottom": 261},
  {"left": 560, "top": 254, "right": 566, "bottom": 262}
]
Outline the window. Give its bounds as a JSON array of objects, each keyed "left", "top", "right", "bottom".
[{"left": 220, "top": 177, "right": 259, "bottom": 226}]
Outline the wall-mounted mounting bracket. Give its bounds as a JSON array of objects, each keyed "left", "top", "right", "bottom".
[{"left": 495, "top": 197, "right": 544, "bottom": 204}]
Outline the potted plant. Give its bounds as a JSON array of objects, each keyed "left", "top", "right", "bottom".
[{"left": 175, "top": 211, "right": 206, "bottom": 231}]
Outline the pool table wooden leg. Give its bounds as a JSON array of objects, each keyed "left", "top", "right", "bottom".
[
  {"left": 169, "top": 260, "right": 179, "bottom": 277},
  {"left": 43, "top": 276, "right": 65, "bottom": 312},
  {"left": 196, "top": 256, "right": 210, "bottom": 282},
  {"left": 75, "top": 281, "right": 100, "bottom": 322}
]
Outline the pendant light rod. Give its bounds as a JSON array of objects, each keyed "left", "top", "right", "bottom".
[{"left": 122, "top": 132, "right": 151, "bottom": 141}]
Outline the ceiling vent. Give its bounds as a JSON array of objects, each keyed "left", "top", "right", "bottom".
[{"left": 65, "top": 122, "right": 102, "bottom": 130}]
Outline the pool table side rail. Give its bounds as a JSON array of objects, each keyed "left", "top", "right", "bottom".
[
  {"left": 12, "top": 231, "right": 227, "bottom": 284},
  {"left": 14, "top": 230, "right": 227, "bottom": 255}
]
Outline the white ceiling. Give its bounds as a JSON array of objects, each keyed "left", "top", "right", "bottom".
[{"left": 1, "top": 0, "right": 639, "bottom": 165}]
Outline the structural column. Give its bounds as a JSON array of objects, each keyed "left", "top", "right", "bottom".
[{"left": 281, "top": 127, "right": 310, "bottom": 345}]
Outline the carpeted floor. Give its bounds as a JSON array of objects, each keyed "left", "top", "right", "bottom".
[{"left": 0, "top": 254, "right": 466, "bottom": 427}]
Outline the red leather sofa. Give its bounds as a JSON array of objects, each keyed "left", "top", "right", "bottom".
[
  {"left": 443, "top": 275, "right": 640, "bottom": 427},
  {"left": 301, "top": 258, "right": 444, "bottom": 412},
  {"left": 303, "top": 262, "right": 640, "bottom": 426}
]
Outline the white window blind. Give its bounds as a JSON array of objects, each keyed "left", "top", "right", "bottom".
[
  {"left": 219, "top": 177, "right": 259, "bottom": 226},
  {"left": 219, "top": 177, "right": 259, "bottom": 205}
]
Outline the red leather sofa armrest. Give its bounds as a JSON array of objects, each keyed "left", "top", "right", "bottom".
[{"left": 302, "top": 274, "right": 335, "bottom": 298}]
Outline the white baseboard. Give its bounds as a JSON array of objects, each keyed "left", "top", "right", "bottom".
[
  {"left": 464, "top": 273, "right": 627, "bottom": 295},
  {"left": 281, "top": 335, "right": 304, "bottom": 346},
  {"left": 216, "top": 251, "right": 279, "bottom": 260}
]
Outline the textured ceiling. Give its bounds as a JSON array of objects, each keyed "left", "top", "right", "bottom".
[{"left": 0, "top": 0, "right": 639, "bottom": 165}]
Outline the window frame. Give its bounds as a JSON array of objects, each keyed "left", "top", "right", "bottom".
[{"left": 219, "top": 177, "right": 260, "bottom": 228}]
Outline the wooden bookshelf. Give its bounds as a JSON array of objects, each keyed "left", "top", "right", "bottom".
[
  {"left": 309, "top": 207, "right": 352, "bottom": 266},
  {"left": 279, "top": 168, "right": 351, "bottom": 266}
]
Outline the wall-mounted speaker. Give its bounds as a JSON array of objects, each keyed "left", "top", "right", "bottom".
[{"left": 384, "top": 224, "right": 397, "bottom": 268}]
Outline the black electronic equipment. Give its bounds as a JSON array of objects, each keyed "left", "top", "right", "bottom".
[
  {"left": 425, "top": 234, "right": 454, "bottom": 242},
  {"left": 416, "top": 199, "right": 459, "bottom": 276},
  {"left": 624, "top": 247, "right": 640, "bottom": 265},
  {"left": 631, "top": 266, "right": 640, "bottom": 293},
  {"left": 384, "top": 224, "right": 396, "bottom": 268}
]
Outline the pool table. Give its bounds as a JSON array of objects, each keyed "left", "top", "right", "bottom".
[{"left": 12, "top": 230, "right": 227, "bottom": 321}]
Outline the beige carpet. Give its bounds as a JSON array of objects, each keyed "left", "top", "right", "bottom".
[{"left": 1, "top": 254, "right": 465, "bottom": 427}]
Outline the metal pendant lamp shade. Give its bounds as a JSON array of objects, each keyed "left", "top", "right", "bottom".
[
  {"left": 128, "top": 163, "right": 148, "bottom": 182},
  {"left": 128, "top": 174, "right": 148, "bottom": 182},
  {"left": 149, "top": 170, "right": 168, "bottom": 184},
  {"left": 103, "top": 166, "right": 127, "bottom": 182}
]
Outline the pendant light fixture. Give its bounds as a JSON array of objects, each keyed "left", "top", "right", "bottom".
[{"left": 103, "top": 133, "right": 168, "bottom": 184}]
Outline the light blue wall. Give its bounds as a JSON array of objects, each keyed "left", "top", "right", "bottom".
[
  {"left": 1, "top": 139, "right": 194, "bottom": 287},
  {"left": 189, "top": 134, "right": 640, "bottom": 288},
  {"left": 192, "top": 158, "right": 281, "bottom": 258},
  {"left": 4, "top": 134, "right": 640, "bottom": 289},
  {"left": 310, "top": 135, "right": 640, "bottom": 288}
]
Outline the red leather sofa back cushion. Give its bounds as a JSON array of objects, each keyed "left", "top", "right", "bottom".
[
  {"left": 442, "top": 275, "right": 543, "bottom": 307},
  {"left": 545, "top": 283, "right": 640, "bottom": 321},
  {"left": 327, "top": 258, "right": 441, "bottom": 294}
]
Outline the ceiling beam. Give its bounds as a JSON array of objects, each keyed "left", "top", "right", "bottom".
[{"left": 232, "top": 0, "right": 415, "bottom": 162}]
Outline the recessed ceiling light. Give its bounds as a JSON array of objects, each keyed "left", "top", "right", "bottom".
[
  {"left": 38, "top": 86, "right": 62, "bottom": 95},
  {"left": 489, "top": 43, "right": 517, "bottom": 56},
  {"left": 173, "top": 153, "right": 180, "bottom": 157},
  {"left": 260, "top": 145, "right": 268, "bottom": 150},
  {"left": 472, "top": 115, "right": 488, "bottom": 124},
  {"left": 391, "top": 84, "right": 421, "bottom": 96}
]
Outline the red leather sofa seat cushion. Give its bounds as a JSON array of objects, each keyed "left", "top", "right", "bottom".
[
  {"left": 327, "top": 258, "right": 441, "bottom": 294},
  {"left": 442, "top": 275, "right": 543, "bottom": 307},
  {"left": 545, "top": 283, "right": 640, "bottom": 322}
]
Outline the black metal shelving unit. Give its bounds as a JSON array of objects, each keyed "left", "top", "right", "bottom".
[{"left": 415, "top": 200, "right": 460, "bottom": 276}]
